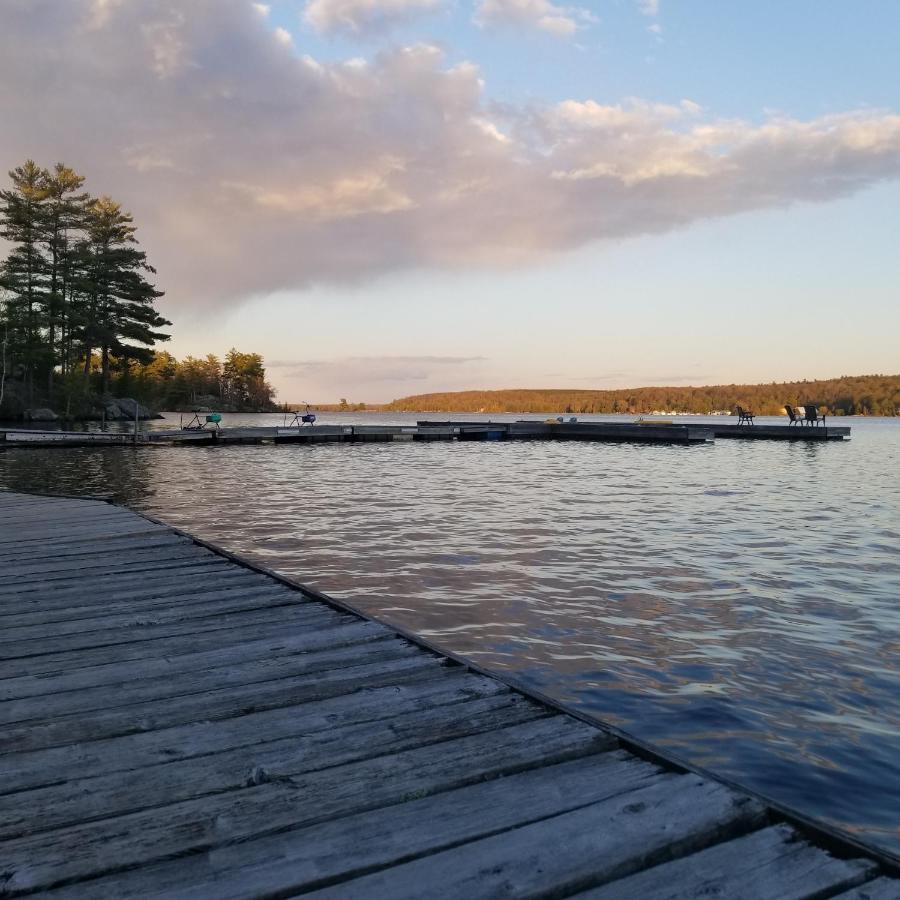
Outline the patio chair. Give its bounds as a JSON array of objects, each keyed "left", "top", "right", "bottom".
[
  {"left": 785, "top": 404, "right": 804, "bottom": 425},
  {"left": 736, "top": 405, "right": 755, "bottom": 426},
  {"left": 803, "top": 405, "right": 826, "bottom": 426}
]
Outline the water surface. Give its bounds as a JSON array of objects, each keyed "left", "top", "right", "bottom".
[{"left": 1, "top": 412, "right": 898, "bottom": 855}]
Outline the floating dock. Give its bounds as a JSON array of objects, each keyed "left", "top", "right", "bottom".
[
  {"left": 421, "top": 420, "right": 852, "bottom": 441},
  {"left": 0, "top": 428, "right": 144, "bottom": 448},
  {"left": 0, "top": 421, "right": 716, "bottom": 447},
  {"left": 2, "top": 418, "right": 851, "bottom": 448},
  {"left": 0, "top": 489, "right": 895, "bottom": 897},
  {"left": 149, "top": 421, "right": 716, "bottom": 445}
]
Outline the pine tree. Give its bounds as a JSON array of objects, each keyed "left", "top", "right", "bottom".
[
  {"left": 222, "top": 349, "right": 273, "bottom": 410},
  {"left": 72, "top": 196, "right": 171, "bottom": 395},
  {"left": 41, "top": 164, "right": 88, "bottom": 386},
  {"left": 0, "top": 161, "right": 49, "bottom": 403}
]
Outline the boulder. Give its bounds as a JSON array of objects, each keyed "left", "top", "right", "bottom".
[
  {"left": 114, "top": 397, "right": 153, "bottom": 420},
  {"left": 24, "top": 408, "right": 59, "bottom": 422},
  {"left": 104, "top": 401, "right": 126, "bottom": 420},
  {"left": 98, "top": 397, "right": 154, "bottom": 420}
]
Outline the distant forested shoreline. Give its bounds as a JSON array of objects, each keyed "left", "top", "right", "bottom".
[{"left": 384, "top": 374, "right": 900, "bottom": 416}]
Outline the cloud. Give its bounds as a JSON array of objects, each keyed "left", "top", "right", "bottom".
[
  {"left": 473, "top": 0, "right": 595, "bottom": 36},
  {"left": 272, "top": 355, "right": 487, "bottom": 386},
  {"left": 304, "top": 0, "right": 446, "bottom": 36},
  {"left": 637, "top": 0, "right": 659, "bottom": 16},
  {"left": 273, "top": 25, "right": 294, "bottom": 45},
  {"left": 1, "top": 1, "right": 899, "bottom": 311}
]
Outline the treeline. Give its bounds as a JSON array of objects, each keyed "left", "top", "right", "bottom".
[
  {"left": 0, "top": 160, "right": 169, "bottom": 415},
  {"left": 127, "top": 349, "right": 277, "bottom": 412},
  {"left": 386, "top": 374, "right": 900, "bottom": 416}
]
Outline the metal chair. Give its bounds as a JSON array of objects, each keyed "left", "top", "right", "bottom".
[
  {"left": 785, "top": 405, "right": 804, "bottom": 425},
  {"left": 736, "top": 406, "right": 755, "bottom": 426},
  {"left": 803, "top": 405, "right": 826, "bottom": 426}
]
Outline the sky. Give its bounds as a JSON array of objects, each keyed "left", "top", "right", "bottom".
[{"left": 1, "top": 0, "right": 899, "bottom": 402}]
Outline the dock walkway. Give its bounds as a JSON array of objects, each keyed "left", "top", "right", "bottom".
[
  {"left": 0, "top": 490, "right": 894, "bottom": 898},
  {"left": 0, "top": 418, "right": 851, "bottom": 448},
  {"left": 0, "top": 421, "right": 717, "bottom": 448}
]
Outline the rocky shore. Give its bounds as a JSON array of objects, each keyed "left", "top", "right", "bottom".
[{"left": 17, "top": 397, "right": 161, "bottom": 423}]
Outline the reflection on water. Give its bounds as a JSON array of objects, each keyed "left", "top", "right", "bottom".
[{"left": 2, "top": 413, "right": 899, "bottom": 854}]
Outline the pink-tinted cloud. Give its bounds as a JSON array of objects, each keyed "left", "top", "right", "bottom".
[
  {"left": 473, "top": 0, "right": 596, "bottom": 36},
  {"left": 305, "top": 0, "right": 447, "bottom": 36},
  {"left": 1, "top": 0, "right": 899, "bottom": 310}
]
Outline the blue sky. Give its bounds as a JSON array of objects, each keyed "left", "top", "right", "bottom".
[
  {"left": 2, "top": 1, "right": 898, "bottom": 401},
  {"left": 281, "top": 2, "right": 900, "bottom": 117}
]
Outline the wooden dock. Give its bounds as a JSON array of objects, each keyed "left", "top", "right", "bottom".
[
  {"left": 0, "top": 421, "right": 715, "bottom": 448},
  {"left": 147, "top": 421, "right": 716, "bottom": 446},
  {"left": 0, "top": 490, "right": 895, "bottom": 898},
  {"left": 0, "top": 419, "right": 852, "bottom": 449},
  {"left": 697, "top": 422, "right": 849, "bottom": 440},
  {"left": 421, "top": 420, "right": 852, "bottom": 442}
]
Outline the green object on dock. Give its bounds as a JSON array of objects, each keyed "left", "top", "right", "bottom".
[
  {"left": 0, "top": 488, "right": 894, "bottom": 897},
  {"left": 205, "top": 413, "right": 222, "bottom": 424}
]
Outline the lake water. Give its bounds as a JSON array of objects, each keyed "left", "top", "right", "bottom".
[{"left": 1, "top": 412, "right": 898, "bottom": 856}]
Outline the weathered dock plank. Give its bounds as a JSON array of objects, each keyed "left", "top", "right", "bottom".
[
  {"left": 41, "top": 754, "right": 662, "bottom": 899},
  {"left": 0, "top": 610, "right": 357, "bottom": 679},
  {"left": 0, "top": 717, "right": 609, "bottom": 894},
  {"left": 0, "top": 635, "right": 418, "bottom": 725},
  {"left": 304, "top": 777, "right": 766, "bottom": 899},
  {"left": 0, "top": 558, "right": 248, "bottom": 596},
  {"left": 0, "top": 568, "right": 267, "bottom": 612},
  {"left": 575, "top": 823, "right": 875, "bottom": 899},
  {"left": 0, "top": 620, "right": 390, "bottom": 702},
  {"left": 0, "top": 693, "right": 548, "bottom": 841},
  {"left": 0, "top": 599, "right": 336, "bottom": 658},
  {"left": 1, "top": 654, "right": 443, "bottom": 753},
  {"left": 831, "top": 878, "right": 900, "bottom": 899},
  {"left": 0, "top": 489, "right": 894, "bottom": 899},
  {"left": 0, "top": 532, "right": 191, "bottom": 565},
  {"left": 0, "top": 673, "right": 508, "bottom": 795},
  {"left": 0, "top": 581, "right": 292, "bottom": 629}
]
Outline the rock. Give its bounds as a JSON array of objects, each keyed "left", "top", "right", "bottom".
[
  {"left": 115, "top": 397, "right": 153, "bottom": 420},
  {"left": 104, "top": 401, "right": 125, "bottom": 420},
  {"left": 24, "top": 408, "right": 59, "bottom": 422},
  {"left": 100, "top": 397, "right": 154, "bottom": 420}
]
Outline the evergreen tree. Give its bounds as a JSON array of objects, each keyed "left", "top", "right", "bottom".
[
  {"left": 72, "top": 196, "right": 170, "bottom": 394},
  {"left": 40, "top": 164, "right": 88, "bottom": 386},
  {"left": 0, "top": 161, "right": 48, "bottom": 402},
  {"left": 222, "top": 349, "right": 273, "bottom": 409}
]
